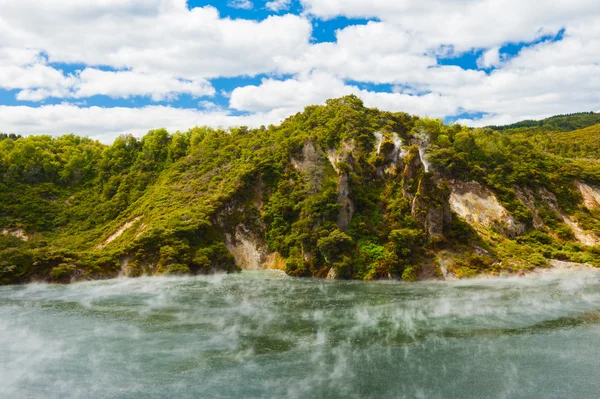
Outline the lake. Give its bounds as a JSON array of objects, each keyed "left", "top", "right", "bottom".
[{"left": 2, "top": 269, "right": 600, "bottom": 398}]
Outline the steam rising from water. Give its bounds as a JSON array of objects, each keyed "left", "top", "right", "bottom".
[{"left": 2, "top": 269, "right": 600, "bottom": 398}]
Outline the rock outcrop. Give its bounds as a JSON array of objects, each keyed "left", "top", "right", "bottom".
[
  {"left": 577, "top": 182, "right": 600, "bottom": 211},
  {"left": 1, "top": 228, "right": 29, "bottom": 241},
  {"left": 98, "top": 217, "right": 142, "bottom": 249},
  {"left": 224, "top": 225, "right": 269, "bottom": 271},
  {"left": 411, "top": 175, "right": 451, "bottom": 238},
  {"left": 336, "top": 173, "right": 355, "bottom": 231},
  {"left": 514, "top": 187, "right": 545, "bottom": 229},
  {"left": 216, "top": 194, "right": 271, "bottom": 270},
  {"left": 449, "top": 181, "right": 526, "bottom": 237},
  {"left": 291, "top": 142, "right": 328, "bottom": 194},
  {"left": 538, "top": 187, "right": 600, "bottom": 246},
  {"left": 327, "top": 141, "right": 357, "bottom": 231}
]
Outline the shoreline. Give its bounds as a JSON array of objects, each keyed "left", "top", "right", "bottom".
[{"left": 3, "top": 260, "right": 597, "bottom": 287}]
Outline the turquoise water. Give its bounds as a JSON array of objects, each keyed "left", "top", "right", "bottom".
[{"left": 2, "top": 269, "right": 600, "bottom": 398}]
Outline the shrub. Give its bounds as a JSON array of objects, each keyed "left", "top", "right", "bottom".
[
  {"left": 317, "top": 229, "right": 354, "bottom": 264},
  {"left": 401, "top": 266, "right": 417, "bottom": 282},
  {"left": 165, "top": 264, "right": 190, "bottom": 275},
  {"left": 50, "top": 263, "right": 76, "bottom": 281}
]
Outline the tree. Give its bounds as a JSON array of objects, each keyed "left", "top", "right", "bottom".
[{"left": 317, "top": 229, "right": 353, "bottom": 264}]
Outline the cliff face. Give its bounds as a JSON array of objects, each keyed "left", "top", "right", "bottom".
[
  {"left": 449, "top": 180, "right": 526, "bottom": 237},
  {"left": 213, "top": 130, "right": 599, "bottom": 279},
  {"left": 1, "top": 96, "right": 600, "bottom": 284}
]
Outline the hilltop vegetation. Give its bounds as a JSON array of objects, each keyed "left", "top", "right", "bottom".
[
  {"left": 1, "top": 96, "right": 600, "bottom": 284},
  {"left": 488, "top": 112, "right": 600, "bottom": 133},
  {"left": 508, "top": 124, "right": 600, "bottom": 160}
]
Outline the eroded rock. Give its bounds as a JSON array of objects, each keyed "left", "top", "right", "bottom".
[
  {"left": 336, "top": 174, "right": 355, "bottom": 231},
  {"left": 291, "top": 142, "right": 327, "bottom": 194},
  {"left": 449, "top": 181, "right": 526, "bottom": 236},
  {"left": 577, "top": 181, "right": 600, "bottom": 211},
  {"left": 98, "top": 217, "right": 142, "bottom": 249},
  {"left": 326, "top": 141, "right": 357, "bottom": 231},
  {"left": 224, "top": 225, "right": 269, "bottom": 270},
  {"left": 1, "top": 228, "right": 29, "bottom": 241},
  {"left": 514, "top": 187, "right": 544, "bottom": 229},
  {"left": 538, "top": 187, "right": 600, "bottom": 246}
]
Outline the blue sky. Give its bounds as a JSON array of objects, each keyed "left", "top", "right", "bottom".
[{"left": 0, "top": 0, "right": 598, "bottom": 142}]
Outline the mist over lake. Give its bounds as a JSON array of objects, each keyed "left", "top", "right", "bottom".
[{"left": 2, "top": 269, "right": 600, "bottom": 399}]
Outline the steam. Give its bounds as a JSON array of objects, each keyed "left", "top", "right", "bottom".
[
  {"left": 373, "top": 131, "right": 384, "bottom": 155},
  {"left": 418, "top": 146, "right": 430, "bottom": 172},
  {"left": 415, "top": 128, "right": 431, "bottom": 172},
  {"left": 391, "top": 133, "right": 407, "bottom": 164},
  {"left": 1, "top": 269, "right": 600, "bottom": 398},
  {"left": 373, "top": 131, "right": 407, "bottom": 168}
]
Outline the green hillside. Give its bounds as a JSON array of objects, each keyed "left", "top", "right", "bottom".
[
  {"left": 2, "top": 96, "right": 600, "bottom": 284},
  {"left": 488, "top": 112, "right": 600, "bottom": 132},
  {"left": 508, "top": 123, "right": 600, "bottom": 160}
]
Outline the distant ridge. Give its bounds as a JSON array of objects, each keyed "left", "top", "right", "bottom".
[{"left": 488, "top": 111, "right": 600, "bottom": 132}]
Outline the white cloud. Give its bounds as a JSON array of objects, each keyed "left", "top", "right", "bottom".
[
  {"left": 228, "top": 0, "right": 253, "bottom": 10},
  {"left": 266, "top": 0, "right": 291, "bottom": 12},
  {"left": 0, "top": 103, "right": 290, "bottom": 143},
  {"left": 230, "top": 72, "right": 352, "bottom": 112},
  {"left": 198, "top": 101, "right": 223, "bottom": 111},
  {"left": 0, "top": 76, "right": 461, "bottom": 143},
  {"left": 0, "top": 1, "right": 311, "bottom": 79},
  {"left": 230, "top": 72, "right": 460, "bottom": 117},
  {"left": 0, "top": 63, "right": 215, "bottom": 102},
  {"left": 300, "top": 0, "right": 599, "bottom": 51},
  {"left": 477, "top": 47, "right": 501, "bottom": 69},
  {"left": 509, "top": 22, "right": 600, "bottom": 69},
  {"left": 0, "top": 48, "right": 42, "bottom": 66},
  {"left": 0, "top": 64, "right": 74, "bottom": 98},
  {"left": 73, "top": 69, "right": 214, "bottom": 101},
  {"left": 455, "top": 64, "right": 600, "bottom": 121},
  {"left": 275, "top": 21, "right": 486, "bottom": 91}
]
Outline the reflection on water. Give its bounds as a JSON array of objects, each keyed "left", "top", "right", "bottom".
[{"left": 1, "top": 269, "right": 600, "bottom": 398}]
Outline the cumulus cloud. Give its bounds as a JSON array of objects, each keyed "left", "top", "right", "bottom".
[
  {"left": 0, "top": 62, "right": 215, "bottom": 102},
  {"left": 0, "top": 48, "right": 43, "bottom": 66},
  {"left": 266, "top": 0, "right": 291, "bottom": 12},
  {"left": 0, "top": 103, "right": 291, "bottom": 143},
  {"left": 300, "top": 0, "right": 599, "bottom": 51},
  {"left": 230, "top": 72, "right": 461, "bottom": 117},
  {"left": 198, "top": 101, "right": 223, "bottom": 111},
  {"left": 0, "top": 1, "right": 311, "bottom": 78},
  {"left": 0, "top": 64, "right": 74, "bottom": 96},
  {"left": 477, "top": 47, "right": 502, "bottom": 69},
  {"left": 73, "top": 69, "right": 215, "bottom": 101},
  {"left": 509, "top": 22, "right": 600, "bottom": 69},
  {"left": 228, "top": 0, "right": 253, "bottom": 10},
  {"left": 230, "top": 72, "right": 352, "bottom": 113},
  {"left": 455, "top": 63, "right": 600, "bottom": 124}
]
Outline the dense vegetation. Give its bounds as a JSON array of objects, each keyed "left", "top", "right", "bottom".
[{"left": 1, "top": 96, "right": 600, "bottom": 284}]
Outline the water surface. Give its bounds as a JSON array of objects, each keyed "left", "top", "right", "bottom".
[{"left": 2, "top": 269, "right": 600, "bottom": 398}]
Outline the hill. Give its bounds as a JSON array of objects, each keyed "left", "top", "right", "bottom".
[
  {"left": 507, "top": 123, "right": 600, "bottom": 160},
  {"left": 488, "top": 112, "right": 600, "bottom": 132},
  {"left": 1, "top": 96, "right": 600, "bottom": 284}
]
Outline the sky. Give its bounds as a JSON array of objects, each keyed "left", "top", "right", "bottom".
[{"left": 0, "top": 0, "right": 599, "bottom": 143}]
